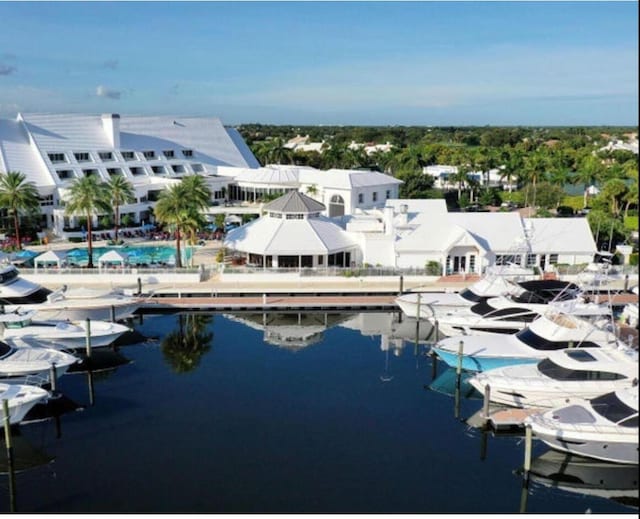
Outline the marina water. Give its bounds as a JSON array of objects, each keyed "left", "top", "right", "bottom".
[{"left": 1, "top": 311, "right": 636, "bottom": 513}]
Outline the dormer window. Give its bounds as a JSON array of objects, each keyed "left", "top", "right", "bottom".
[
  {"left": 171, "top": 164, "right": 186, "bottom": 174},
  {"left": 163, "top": 150, "right": 175, "bottom": 158},
  {"left": 56, "top": 169, "right": 74, "bottom": 180},
  {"left": 107, "top": 167, "right": 123, "bottom": 177},
  {"left": 191, "top": 163, "right": 204, "bottom": 172},
  {"left": 182, "top": 149, "right": 194, "bottom": 158},
  {"left": 83, "top": 169, "right": 99, "bottom": 178},
  {"left": 130, "top": 166, "right": 146, "bottom": 176},
  {"left": 143, "top": 150, "right": 156, "bottom": 159},
  {"left": 152, "top": 166, "right": 166, "bottom": 175},
  {"left": 121, "top": 151, "right": 135, "bottom": 161},
  {"left": 48, "top": 153, "right": 67, "bottom": 164},
  {"left": 98, "top": 151, "right": 114, "bottom": 161},
  {"left": 74, "top": 152, "right": 91, "bottom": 162}
]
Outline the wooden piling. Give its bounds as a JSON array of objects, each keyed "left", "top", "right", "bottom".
[
  {"left": 482, "top": 384, "right": 491, "bottom": 424},
  {"left": 110, "top": 305, "right": 116, "bottom": 323},
  {"left": 523, "top": 424, "right": 533, "bottom": 475},
  {"left": 137, "top": 277, "right": 142, "bottom": 295},
  {"left": 399, "top": 275, "right": 404, "bottom": 295},
  {"left": 2, "top": 399, "right": 11, "bottom": 446},
  {"left": 434, "top": 319, "right": 439, "bottom": 340},
  {"left": 85, "top": 318, "right": 92, "bottom": 358},
  {"left": 49, "top": 363, "right": 57, "bottom": 393},
  {"left": 456, "top": 340, "right": 464, "bottom": 376}
]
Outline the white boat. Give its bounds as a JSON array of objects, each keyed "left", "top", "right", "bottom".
[
  {"left": 0, "top": 264, "right": 142, "bottom": 321},
  {"left": 468, "top": 346, "right": 638, "bottom": 409},
  {"left": 431, "top": 309, "right": 621, "bottom": 372},
  {"left": 527, "top": 450, "right": 638, "bottom": 508},
  {"left": 526, "top": 386, "right": 639, "bottom": 465},
  {"left": 0, "top": 310, "right": 130, "bottom": 349},
  {"left": 433, "top": 283, "right": 609, "bottom": 337},
  {"left": 0, "top": 338, "right": 79, "bottom": 385},
  {"left": 0, "top": 382, "right": 50, "bottom": 425},
  {"left": 394, "top": 265, "right": 535, "bottom": 320}
]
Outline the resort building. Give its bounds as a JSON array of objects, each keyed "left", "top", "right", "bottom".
[{"left": 225, "top": 194, "right": 597, "bottom": 273}]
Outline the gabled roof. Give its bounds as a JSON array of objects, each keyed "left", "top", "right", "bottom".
[
  {"left": 298, "top": 168, "right": 402, "bottom": 189},
  {"left": 525, "top": 218, "right": 597, "bottom": 254},
  {"left": 264, "top": 190, "right": 326, "bottom": 214}
]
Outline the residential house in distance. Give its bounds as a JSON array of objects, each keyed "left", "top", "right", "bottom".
[{"left": 423, "top": 164, "right": 515, "bottom": 190}]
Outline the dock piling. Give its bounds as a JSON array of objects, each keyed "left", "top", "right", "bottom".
[
  {"left": 85, "top": 318, "right": 92, "bottom": 358},
  {"left": 482, "top": 384, "right": 491, "bottom": 424},
  {"left": 399, "top": 275, "right": 404, "bottom": 295},
  {"left": 49, "top": 363, "right": 58, "bottom": 392},
  {"left": 110, "top": 305, "right": 116, "bottom": 323},
  {"left": 523, "top": 424, "right": 533, "bottom": 476},
  {"left": 137, "top": 277, "right": 142, "bottom": 295},
  {"left": 456, "top": 340, "right": 464, "bottom": 376},
  {"left": 2, "top": 399, "right": 12, "bottom": 449}
]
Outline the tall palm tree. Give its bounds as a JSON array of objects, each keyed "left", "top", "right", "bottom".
[
  {"left": 181, "top": 174, "right": 212, "bottom": 209},
  {"left": 0, "top": 171, "right": 40, "bottom": 250},
  {"left": 64, "top": 175, "right": 111, "bottom": 268},
  {"left": 106, "top": 175, "right": 135, "bottom": 243}
]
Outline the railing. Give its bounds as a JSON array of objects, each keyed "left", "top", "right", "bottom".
[
  {"left": 220, "top": 265, "right": 435, "bottom": 277},
  {"left": 20, "top": 266, "right": 202, "bottom": 276}
]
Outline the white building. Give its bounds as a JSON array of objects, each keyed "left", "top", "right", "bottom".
[{"left": 423, "top": 164, "right": 510, "bottom": 190}]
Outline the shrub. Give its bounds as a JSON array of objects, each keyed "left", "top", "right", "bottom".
[
  {"left": 630, "top": 253, "right": 638, "bottom": 266},
  {"left": 426, "top": 260, "right": 442, "bottom": 276}
]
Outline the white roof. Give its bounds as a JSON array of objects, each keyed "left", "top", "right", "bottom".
[
  {"left": 234, "top": 167, "right": 299, "bottom": 185},
  {"left": 525, "top": 218, "right": 597, "bottom": 254},
  {"left": 224, "top": 215, "right": 356, "bottom": 255},
  {"left": 98, "top": 249, "right": 130, "bottom": 263},
  {"left": 449, "top": 212, "right": 527, "bottom": 252},
  {"left": 299, "top": 168, "right": 402, "bottom": 189},
  {"left": 34, "top": 249, "right": 68, "bottom": 263}
]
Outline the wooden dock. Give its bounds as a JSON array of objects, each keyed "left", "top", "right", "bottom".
[
  {"left": 140, "top": 294, "right": 398, "bottom": 313},
  {"left": 467, "top": 405, "right": 544, "bottom": 433}
]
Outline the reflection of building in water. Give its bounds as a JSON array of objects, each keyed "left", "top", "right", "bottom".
[
  {"left": 340, "top": 312, "right": 438, "bottom": 348},
  {"left": 224, "top": 312, "right": 350, "bottom": 350}
]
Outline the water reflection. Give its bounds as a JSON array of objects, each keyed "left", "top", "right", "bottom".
[
  {"left": 427, "top": 368, "right": 482, "bottom": 400},
  {"left": 161, "top": 314, "right": 214, "bottom": 373},
  {"left": 522, "top": 450, "right": 639, "bottom": 510},
  {"left": 224, "top": 312, "right": 349, "bottom": 349}
]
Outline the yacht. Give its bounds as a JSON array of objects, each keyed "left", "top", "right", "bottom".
[
  {"left": 431, "top": 309, "right": 620, "bottom": 372},
  {"left": 433, "top": 281, "right": 608, "bottom": 337},
  {"left": 0, "top": 382, "right": 50, "bottom": 426},
  {"left": 0, "top": 310, "right": 130, "bottom": 349},
  {"left": 526, "top": 386, "right": 639, "bottom": 465},
  {"left": 526, "top": 450, "right": 638, "bottom": 509},
  {"left": 0, "top": 338, "right": 79, "bottom": 385},
  {"left": 0, "top": 264, "right": 142, "bottom": 321},
  {"left": 467, "top": 346, "right": 638, "bottom": 409}
]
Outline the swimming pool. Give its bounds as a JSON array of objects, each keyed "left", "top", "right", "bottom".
[{"left": 65, "top": 245, "right": 192, "bottom": 266}]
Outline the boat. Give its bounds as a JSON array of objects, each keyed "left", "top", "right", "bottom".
[
  {"left": 432, "top": 281, "right": 609, "bottom": 337},
  {"left": 524, "top": 450, "right": 638, "bottom": 509},
  {"left": 0, "top": 264, "right": 142, "bottom": 321},
  {"left": 467, "top": 346, "right": 638, "bottom": 409},
  {"left": 431, "top": 308, "right": 621, "bottom": 372},
  {"left": 0, "top": 338, "right": 79, "bottom": 385},
  {"left": 394, "top": 265, "right": 535, "bottom": 320},
  {"left": 0, "top": 310, "right": 130, "bottom": 349},
  {"left": 0, "top": 381, "right": 50, "bottom": 425},
  {"left": 526, "top": 386, "right": 639, "bottom": 465}
]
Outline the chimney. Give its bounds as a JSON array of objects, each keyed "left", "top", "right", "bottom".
[
  {"left": 384, "top": 206, "right": 395, "bottom": 236},
  {"left": 101, "top": 113, "right": 120, "bottom": 148}
]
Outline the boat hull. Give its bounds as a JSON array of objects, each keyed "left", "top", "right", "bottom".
[
  {"left": 535, "top": 432, "right": 638, "bottom": 465},
  {"left": 431, "top": 346, "right": 539, "bottom": 372}
]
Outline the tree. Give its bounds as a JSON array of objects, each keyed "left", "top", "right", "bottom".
[
  {"left": 64, "top": 176, "right": 111, "bottom": 268},
  {"left": 574, "top": 154, "right": 605, "bottom": 208},
  {"left": 599, "top": 178, "right": 628, "bottom": 217},
  {"left": 0, "top": 171, "right": 40, "bottom": 250},
  {"left": 106, "top": 175, "right": 135, "bottom": 243},
  {"left": 522, "top": 181, "right": 565, "bottom": 211},
  {"left": 161, "top": 314, "right": 213, "bottom": 373},
  {"left": 154, "top": 177, "right": 211, "bottom": 268}
]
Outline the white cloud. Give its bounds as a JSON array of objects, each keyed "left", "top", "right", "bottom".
[{"left": 96, "top": 85, "right": 122, "bottom": 99}]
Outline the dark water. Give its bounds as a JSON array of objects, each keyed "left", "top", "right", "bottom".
[{"left": 1, "top": 311, "right": 637, "bottom": 514}]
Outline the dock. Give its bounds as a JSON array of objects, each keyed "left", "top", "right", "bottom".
[{"left": 467, "top": 405, "right": 544, "bottom": 433}]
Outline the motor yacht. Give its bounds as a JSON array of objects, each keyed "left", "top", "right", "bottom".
[
  {"left": 431, "top": 309, "right": 620, "bottom": 372},
  {"left": 468, "top": 346, "right": 638, "bottom": 409},
  {"left": 0, "top": 338, "right": 79, "bottom": 385},
  {"left": 0, "top": 264, "right": 142, "bottom": 321},
  {"left": 0, "top": 310, "right": 130, "bottom": 349},
  {"left": 526, "top": 386, "right": 639, "bottom": 465},
  {"left": 0, "top": 382, "right": 50, "bottom": 426}
]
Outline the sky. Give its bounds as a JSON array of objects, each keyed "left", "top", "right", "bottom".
[{"left": 0, "top": 1, "right": 637, "bottom": 126}]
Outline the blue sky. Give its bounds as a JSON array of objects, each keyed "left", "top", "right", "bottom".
[{"left": 0, "top": 1, "right": 637, "bottom": 125}]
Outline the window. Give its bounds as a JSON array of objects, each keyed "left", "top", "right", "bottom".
[
  {"left": 130, "top": 167, "right": 146, "bottom": 176},
  {"left": 74, "top": 152, "right": 91, "bottom": 162},
  {"left": 143, "top": 150, "right": 156, "bottom": 159},
  {"left": 163, "top": 150, "right": 175, "bottom": 158},
  {"left": 386, "top": 190, "right": 391, "bottom": 199},
  {"left": 39, "top": 195, "right": 54, "bottom": 207},
  {"left": 121, "top": 151, "right": 135, "bottom": 161},
  {"left": 152, "top": 166, "right": 166, "bottom": 175},
  {"left": 48, "top": 153, "right": 67, "bottom": 163},
  {"left": 191, "top": 163, "right": 204, "bottom": 172},
  {"left": 107, "top": 168, "right": 123, "bottom": 177},
  {"left": 56, "top": 169, "right": 74, "bottom": 180},
  {"left": 372, "top": 192, "right": 378, "bottom": 202},
  {"left": 358, "top": 193, "right": 364, "bottom": 204},
  {"left": 286, "top": 214, "right": 304, "bottom": 220},
  {"left": 549, "top": 254, "right": 559, "bottom": 265},
  {"left": 83, "top": 169, "right": 99, "bottom": 178},
  {"left": 526, "top": 254, "right": 537, "bottom": 267},
  {"left": 98, "top": 151, "right": 114, "bottom": 161},
  {"left": 182, "top": 149, "right": 194, "bottom": 158},
  {"left": 171, "top": 164, "right": 186, "bottom": 174}
]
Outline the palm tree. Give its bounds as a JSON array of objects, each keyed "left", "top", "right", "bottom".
[
  {"left": 0, "top": 171, "right": 40, "bottom": 250},
  {"left": 64, "top": 176, "right": 110, "bottom": 268},
  {"left": 161, "top": 314, "right": 213, "bottom": 373},
  {"left": 106, "top": 175, "right": 135, "bottom": 243},
  {"left": 154, "top": 178, "right": 211, "bottom": 268}
]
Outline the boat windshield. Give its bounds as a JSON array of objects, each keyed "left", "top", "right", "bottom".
[
  {"left": 470, "top": 301, "right": 538, "bottom": 322},
  {"left": 590, "top": 391, "right": 639, "bottom": 426},
  {"left": 0, "top": 287, "right": 52, "bottom": 305},
  {"left": 0, "top": 268, "right": 19, "bottom": 284},
  {"left": 459, "top": 289, "right": 485, "bottom": 303},
  {"left": 515, "top": 328, "right": 601, "bottom": 351},
  {"left": 537, "top": 358, "right": 629, "bottom": 381},
  {"left": 0, "top": 341, "right": 12, "bottom": 358}
]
